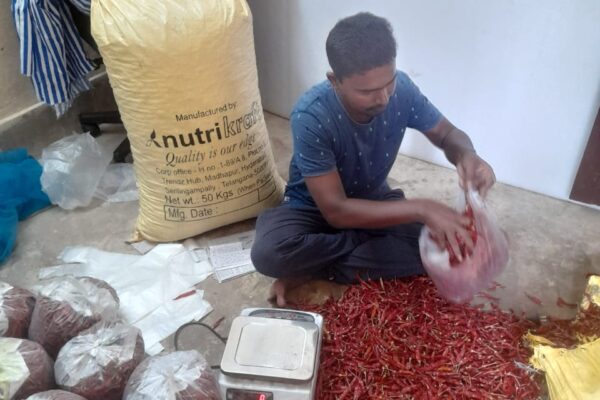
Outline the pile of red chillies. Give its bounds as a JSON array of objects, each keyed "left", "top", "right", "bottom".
[
  {"left": 298, "top": 277, "right": 542, "bottom": 399},
  {"left": 532, "top": 301, "right": 600, "bottom": 348}
]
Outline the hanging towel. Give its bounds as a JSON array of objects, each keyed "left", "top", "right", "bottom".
[
  {"left": 68, "top": 0, "right": 91, "bottom": 15},
  {"left": 11, "top": 0, "right": 95, "bottom": 117}
]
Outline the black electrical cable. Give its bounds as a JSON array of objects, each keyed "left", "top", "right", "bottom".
[{"left": 173, "top": 322, "right": 227, "bottom": 370}]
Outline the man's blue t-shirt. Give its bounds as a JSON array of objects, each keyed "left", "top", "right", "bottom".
[{"left": 285, "top": 71, "right": 442, "bottom": 209}]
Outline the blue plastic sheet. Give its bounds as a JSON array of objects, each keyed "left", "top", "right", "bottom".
[{"left": 0, "top": 148, "right": 51, "bottom": 264}]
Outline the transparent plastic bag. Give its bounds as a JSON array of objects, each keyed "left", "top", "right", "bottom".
[
  {"left": 94, "top": 163, "right": 138, "bottom": 203},
  {"left": 26, "top": 390, "right": 88, "bottom": 400},
  {"left": 0, "top": 337, "right": 55, "bottom": 399},
  {"left": 55, "top": 321, "right": 145, "bottom": 400},
  {"left": 28, "top": 276, "right": 120, "bottom": 358},
  {"left": 419, "top": 189, "right": 509, "bottom": 304},
  {"left": 123, "top": 350, "right": 221, "bottom": 400},
  {"left": 40, "top": 133, "right": 113, "bottom": 210}
]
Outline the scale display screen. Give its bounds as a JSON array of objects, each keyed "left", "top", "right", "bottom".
[
  {"left": 248, "top": 309, "right": 315, "bottom": 322},
  {"left": 226, "top": 389, "right": 274, "bottom": 399}
]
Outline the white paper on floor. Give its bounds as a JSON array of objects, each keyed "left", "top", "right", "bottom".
[
  {"left": 209, "top": 244, "right": 255, "bottom": 282},
  {"left": 207, "top": 230, "right": 256, "bottom": 283},
  {"left": 38, "top": 244, "right": 213, "bottom": 353}
]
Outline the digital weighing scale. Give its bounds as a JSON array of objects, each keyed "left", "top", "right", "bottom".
[{"left": 218, "top": 308, "right": 323, "bottom": 400}]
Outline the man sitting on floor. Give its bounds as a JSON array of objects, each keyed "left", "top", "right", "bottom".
[{"left": 251, "top": 12, "right": 495, "bottom": 306}]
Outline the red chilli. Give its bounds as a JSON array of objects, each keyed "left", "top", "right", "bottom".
[
  {"left": 556, "top": 297, "right": 578, "bottom": 309},
  {"left": 296, "top": 277, "right": 542, "bottom": 399},
  {"left": 525, "top": 293, "right": 543, "bottom": 306}
]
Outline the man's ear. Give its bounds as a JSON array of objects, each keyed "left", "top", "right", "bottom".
[{"left": 326, "top": 71, "right": 339, "bottom": 88}]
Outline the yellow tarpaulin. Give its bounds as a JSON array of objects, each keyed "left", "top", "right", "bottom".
[
  {"left": 529, "top": 339, "right": 600, "bottom": 400},
  {"left": 527, "top": 275, "right": 600, "bottom": 400}
]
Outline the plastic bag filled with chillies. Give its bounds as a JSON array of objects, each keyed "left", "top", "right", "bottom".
[
  {"left": 0, "top": 281, "right": 36, "bottom": 338},
  {"left": 0, "top": 337, "right": 56, "bottom": 399},
  {"left": 122, "top": 350, "right": 221, "bottom": 400},
  {"left": 419, "top": 189, "right": 509, "bottom": 303},
  {"left": 54, "top": 320, "right": 145, "bottom": 400},
  {"left": 28, "top": 276, "right": 120, "bottom": 359}
]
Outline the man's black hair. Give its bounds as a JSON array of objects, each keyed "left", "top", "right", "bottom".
[{"left": 326, "top": 12, "right": 397, "bottom": 81}]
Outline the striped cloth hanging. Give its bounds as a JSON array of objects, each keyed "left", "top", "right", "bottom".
[
  {"left": 67, "top": 0, "right": 90, "bottom": 15},
  {"left": 11, "top": 0, "right": 95, "bottom": 117}
]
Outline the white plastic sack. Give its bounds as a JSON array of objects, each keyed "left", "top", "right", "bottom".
[
  {"left": 52, "top": 245, "right": 211, "bottom": 323},
  {"left": 419, "top": 189, "right": 509, "bottom": 304},
  {"left": 40, "top": 133, "right": 113, "bottom": 210}
]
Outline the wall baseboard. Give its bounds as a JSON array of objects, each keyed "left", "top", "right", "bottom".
[{"left": 0, "top": 72, "right": 118, "bottom": 157}]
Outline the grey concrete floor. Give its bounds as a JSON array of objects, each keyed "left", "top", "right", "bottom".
[{"left": 1, "top": 112, "right": 600, "bottom": 366}]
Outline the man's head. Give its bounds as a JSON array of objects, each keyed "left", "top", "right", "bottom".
[
  {"left": 326, "top": 12, "right": 396, "bottom": 81},
  {"left": 326, "top": 13, "right": 397, "bottom": 123}
]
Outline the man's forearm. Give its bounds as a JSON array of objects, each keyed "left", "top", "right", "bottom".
[
  {"left": 324, "top": 197, "right": 427, "bottom": 229},
  {"left": 440, "top": 128, "right": 476, "bottom": 166}
]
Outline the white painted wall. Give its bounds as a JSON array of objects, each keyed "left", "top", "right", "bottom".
[
  {"left": 0, "top": 1, "right": 40, "bottom": 120},
  {"left": 248, "top": 0, "right": 600, "bottom": 200}
]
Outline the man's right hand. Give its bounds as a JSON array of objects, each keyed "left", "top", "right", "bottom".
[{"left": 416, "top": 199, "right": 474, "bottom": 261}]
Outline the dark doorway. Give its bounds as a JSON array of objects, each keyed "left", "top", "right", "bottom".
[{"left": 570, "top": 106, "right": 600, "bottom": 206}]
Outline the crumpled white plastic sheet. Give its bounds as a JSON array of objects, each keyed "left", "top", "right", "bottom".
[
  {"left": 94, "top": 163, "right": 138, "bottom": 204},
  {"left": 38, "top": 244, "right": 213, "bottom": 354},
  {"left": 135, "top": 290, "right": 211, "bottom": 355},
  {"left": 40, "top": 133, "right": 114, "bottom": 210}
]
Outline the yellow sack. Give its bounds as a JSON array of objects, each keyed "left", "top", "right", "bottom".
[{"left": 91, "top": 0, "right": 284, "bottom": 242}]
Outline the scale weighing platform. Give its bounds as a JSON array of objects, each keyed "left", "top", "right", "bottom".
[{"left": 218, "top": 308, "right": 323, "bottom": 400}]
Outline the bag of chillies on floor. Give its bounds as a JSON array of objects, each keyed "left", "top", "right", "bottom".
[
  {"left": 123, "top": 350, "right": 221, "bottom": 400},
  {"left": 28, "top": 276, "right": 120, "bottom": 359},
  {"left": 54, "top": 321, "right": 145, "bottom": 400},
  {"left": 26, "top": 390, "right": 88, "bottom": 400},
  {"left": 0, "top": 281, "right": 36, "bottom": 338},
  {"left": 0, "top": 337, "right": 55, "bottom": 399}
]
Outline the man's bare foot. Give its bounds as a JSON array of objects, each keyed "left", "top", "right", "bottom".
[{"left": 268, "top": 277, "right": 312, "bottom": 307}]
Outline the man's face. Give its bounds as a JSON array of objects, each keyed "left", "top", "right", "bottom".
[{"left": 329, "top": 62, "right": 397, "bottom": 123}]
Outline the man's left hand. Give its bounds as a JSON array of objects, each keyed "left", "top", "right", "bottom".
[{"left": 457, "top": 151, "right": 496, "bottom": 197}]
